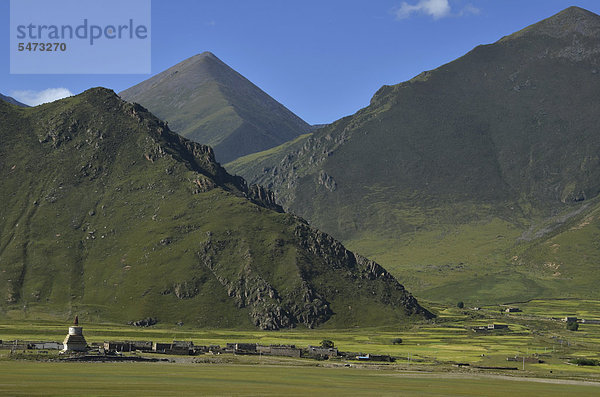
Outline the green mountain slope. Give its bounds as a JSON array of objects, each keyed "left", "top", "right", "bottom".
[
  {"left": 228, "top": 7, "right": 600, "bottom": 304},
  {"left": 119, "top": 52, "right": 310, "bottom": 163},
  {"left": 516, "top": 197, "right": 600, "bottom": 293},
  {"left": 0, "top": 88, "right": 431, "bottom": 328},
  {"left": 0, "top": 93, "right": 28, "bottom": 107}
]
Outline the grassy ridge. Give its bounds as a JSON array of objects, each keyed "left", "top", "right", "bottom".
[
  {"left": 0, "top": 88, "right": 430, "bottom": 329},
  {"left": 227, "top": 133, "right": 313, "bottom": 175}
]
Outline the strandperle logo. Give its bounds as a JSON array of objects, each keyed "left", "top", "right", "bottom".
[
  {"left": 10, "top": 0, "right": 151, "bottom": 74},
  {"left": 15, "top": 19, "right": 149, "bottom": 46}
]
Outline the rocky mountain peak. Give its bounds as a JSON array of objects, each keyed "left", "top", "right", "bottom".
[
  {"left": 120, "top": 52, "right": 311, "bottom": 163},
  {"left": 195, "top": 51, "right": 219, "bottom": 60},
  {"left": 172, "top": 51, "right": 226, "bottom": 74},
  {"left": 503, "top": 6, "right": 600, "bottom": 41}
]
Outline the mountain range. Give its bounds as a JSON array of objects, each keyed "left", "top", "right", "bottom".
[
  {"left": 228, "top": 6, "right": 600, "bottom": 304},
  {"left": 0, "top": 93, "right": 28, "bottom": 107},
  {"left": 3, "top": 6, "right": 598, "bottom": 321},
  {"left": 120, "top": 52, "right": 311, "bottom": 164},
  {"left": 0, "top": 89, "right": 431, "bottom": 328}
]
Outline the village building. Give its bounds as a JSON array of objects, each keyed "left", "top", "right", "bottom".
[
  {"left": 194, "top": 345, "right": 208, "bottom": 353},
  {"left": 62, "top": 316, "right": 88, "bottom": 352},
  {"left": 152, "top": 341, "right": 194, "bottom": 355},
  {"left": 103, "top": 341, "right": 153, "bottom": 353},
  {"left": 472, "top": 324, "right": 509, "bottom": 332},
  {"left": 307, "top": 345, "right": 338, "bottom": 358},
  {"left": 30, "top": 342, "right": 61, "bottom": 350},
  {"left": 270, "top": 345, "right": 301, "bottom": 358},
  {"left": 171, "top": 341, "right": 194, "bottom": 354},
  {"left": 226, "top": 343, "right": 257, "bottom": 354},
  {"left": 104, "top": 341, "right": 133, "bottom": 352},
  {"left": 131, "top": 341, "right": 153, "bottom": 351},
  {"left": 487, "top": 324, "right": 509, "bottom": 330},
  {"left": 152, "top": 342, "right": 171, "bottom": 353},
  {"left": 256, "top": 344, "right": 301, "bottom": 358}
]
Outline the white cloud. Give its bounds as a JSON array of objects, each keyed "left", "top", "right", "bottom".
[
  {"left": 396, "top": 0, "right": 451, "bottom": 20},
  {"left": 11, "top": 88, "right": 73, "bottom": 106},
  {"left": 395, "top": 0, "right": 480, "bottom": 20},
  {"left": 458, "top": 4, "right": 481, "bottom": 17}
]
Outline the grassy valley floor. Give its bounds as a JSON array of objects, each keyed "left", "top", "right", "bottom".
[
  {"left": 0, "top": 361, "right": 598, "bottom": 396},
  {"left": 1, "top": 299, "right": 600, "bottom": 395}
]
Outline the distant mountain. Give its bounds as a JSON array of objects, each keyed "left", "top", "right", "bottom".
[
  {"left": 228, "top": 7, "right": 600, "bottom": 304},
  {"left": 310, "top": 124, "right": 329, "bottom": 131},
  {"left": 0, "top": 88, "right": 431, "bottom": 328},
  {"left": 0, "top": 93, "right": 28, "bottom": 107},
  {"left": 120, "top": 52, "right": 311, "bottom": 163}
]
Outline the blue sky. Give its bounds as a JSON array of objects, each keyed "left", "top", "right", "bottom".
[{"left": 2, "top": 0, "right": 600, "bottom": 124}]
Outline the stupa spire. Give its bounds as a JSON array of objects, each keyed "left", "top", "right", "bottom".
[{"left": 62, "top": 315, "right": 87, "bottom": 352}]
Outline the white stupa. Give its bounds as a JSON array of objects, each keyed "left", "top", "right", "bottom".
[{"left": 62, "top": 315, "right": 88, "bottom": 352}]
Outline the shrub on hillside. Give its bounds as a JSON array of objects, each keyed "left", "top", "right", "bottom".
[
  {"left": 570, "top": 358, "right": 599, "bottom": 366},
  {"left": 566, "top": 321, "right": 579, "bottom": 331}
]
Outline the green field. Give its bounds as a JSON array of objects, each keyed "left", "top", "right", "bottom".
[
  {"left": 2, "top": 299, "right": 600, "bottom": 394},
  {"left": 1, "top": 361, "right": 598, "bottom": 396}
]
